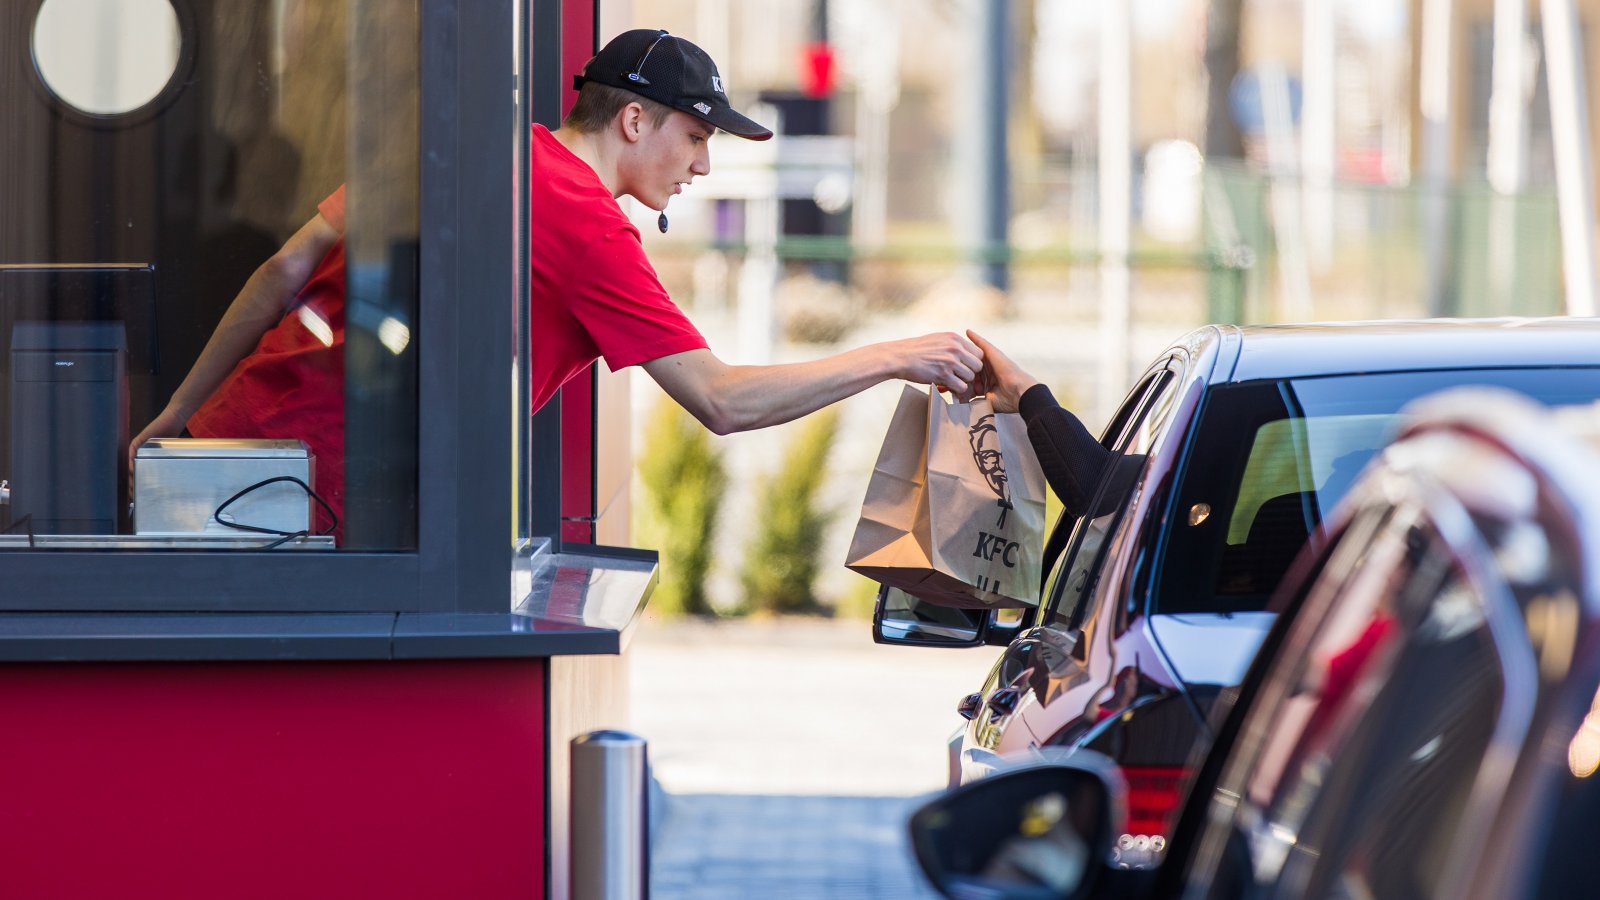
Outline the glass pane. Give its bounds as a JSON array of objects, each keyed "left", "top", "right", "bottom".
[
  {"left": 32, "top": 0, "right": 182, "bottom": 115},
  {"left": 0, "top": 0, "right": 419, "bottom": 551},
  {"left": 1250, "top": 540, "right": 1502, "bottom": 899},
  {"left": 1157, "top": 367, "right": 1600, "bottom": 615},
  {"left": 1044, "top": 370, "right": 1176, "bottom": 628}
]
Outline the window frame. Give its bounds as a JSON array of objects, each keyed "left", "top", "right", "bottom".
[
  {"left": 1177, "top": 476, "right": 1540, "bottom": 897},
  {"left": 0, "top": 0, "right": 513, "bottom": 615},
  {"left": 1040, "top": 357, "right": 1181, "bottom": 630}
]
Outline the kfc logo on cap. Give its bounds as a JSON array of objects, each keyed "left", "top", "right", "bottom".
[{"left": 711, "top": 75, "right": 724, "bottom": 93}]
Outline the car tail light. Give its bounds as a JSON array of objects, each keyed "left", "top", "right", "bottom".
[{"left": 1121, "top": 764, "right": 1186, "bottom": 840}]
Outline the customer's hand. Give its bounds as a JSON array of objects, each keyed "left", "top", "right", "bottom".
[{"left": 967, "top": 330, "right": 1039, "bottom": 414}]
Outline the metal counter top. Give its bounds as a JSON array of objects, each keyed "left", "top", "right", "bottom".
[{"left": 0, "top": 543, "right": 656, "bottom": 662}]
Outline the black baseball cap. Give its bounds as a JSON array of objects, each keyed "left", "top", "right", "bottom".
[{"left": 572, "top": 29, "right": 774, "bottom": 141}]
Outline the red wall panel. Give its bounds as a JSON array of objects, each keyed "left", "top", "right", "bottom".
[
  {"left": 0, "top": 660, "right": 546, "bottom": 900},
  {"left": 559, "top": 0, "right": 603, "bottom": 546}
]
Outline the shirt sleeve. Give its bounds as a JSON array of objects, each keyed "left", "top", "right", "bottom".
[
  {"left": 1019, "top": 384, "right": 1143, "bottom": 518},
  {"left": 317, "top": 184, "right": 347, "bottom": 235},
  {"left": 566, "top": 225, "right": 708, "bottom": 370}
]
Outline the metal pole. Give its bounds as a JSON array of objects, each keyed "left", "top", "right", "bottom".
[
  {"left": 1262, "top": 64, "right": 1314, "bottom": 320},
  {"left": 1098, "top": 0, "right": 1131, "bottom": 420},
  {"left": 570, "top": 730, "right": 650, "bottom": 900},
  {"left": 981, "top": 0, "right": 1011, "bottom": 292},
  {"left": 736, "top": 188, "right": 780, "bottom": 365},
  {"left": 849, "top": 4, "right": 898, "bottom": 250},
  {"left": 1487, "top": 0, "right": 1529, "bottom": 193},
  {"left": 1486, "top": 0, "right": 1530, "bottom": 311},
  {"left": 1540, "top": 0, "right": 1599, "bottom": 316},
  {"left": 1419, "top": 0, "right": 1457, "bottom": 316},
  {"left": 1301, "top": 0, "right": 1336, "bottom": 271}
]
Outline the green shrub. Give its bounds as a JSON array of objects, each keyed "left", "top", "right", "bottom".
[
  {"left": 636, "top": 400, "right": 727, "bottom": 616},
  {"left": 833, "top": 574, "right": 883, "bottom": 621},
  {"left": 739, "top": 409, "right": 840, "bottom": 615}
]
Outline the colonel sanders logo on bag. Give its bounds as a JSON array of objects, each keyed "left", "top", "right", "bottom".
[
  {"left": 968, "top": 412, "right": 1013, "bottom": 530},
  {"left": 845, "top": 386, "right": 1046, "bottom": 609}
]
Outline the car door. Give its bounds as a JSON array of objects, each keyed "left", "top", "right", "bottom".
[
  {"left": 1175, "top": 503, "right": 1515, "bottom": 900},
  {"left": 963, "top": 355, "right": 1186, "bottom": 767}
]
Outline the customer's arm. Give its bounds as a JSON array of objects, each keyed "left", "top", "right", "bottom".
[
  {"left": 1017, "top": 384, "right": 1142, "bottom": 518},
  {"left": 641, "top": 332, "right": 982, "bottom": 434},
  {"left": 129, "top": 212, "right": 340, "bottom": 462},
  {"left": 969, "top": 329, "right": 1141, "bottom": 519}
]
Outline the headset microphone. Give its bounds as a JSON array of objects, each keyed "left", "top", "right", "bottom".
[{"left": 658, "top": 212, "right": 669, "bottom": 233}]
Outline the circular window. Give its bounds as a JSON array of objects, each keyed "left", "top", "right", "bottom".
[{"left": 31, "top": 0, "right": 183, "bottom": 117}]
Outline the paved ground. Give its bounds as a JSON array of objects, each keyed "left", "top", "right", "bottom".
[{"left": 629, "top": 615, "right": 1001, "bottom": 898}]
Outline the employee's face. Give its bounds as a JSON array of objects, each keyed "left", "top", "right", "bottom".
[{"left": 627, "top": 109, "right": 712, "bottom": 211}]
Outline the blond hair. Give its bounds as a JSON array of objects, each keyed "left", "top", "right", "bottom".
[{"left": 563, "top": 82, "right": 674, "bottom": 134}]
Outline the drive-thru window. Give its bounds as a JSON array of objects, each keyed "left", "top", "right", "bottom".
[{"left": 0, "top": 3, "right": 641, "bottom": 897}]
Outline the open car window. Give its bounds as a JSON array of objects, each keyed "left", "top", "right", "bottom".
[{"left": 1042, "top": 364, "right": 1180, "bottom": 629}]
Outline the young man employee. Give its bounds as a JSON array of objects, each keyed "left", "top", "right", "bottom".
[
  {"left": 532, "top": 28, "right": 981, "bottom": 428},
  {"left": 133, "top": 29, "right": 981, "bottom": 530}
]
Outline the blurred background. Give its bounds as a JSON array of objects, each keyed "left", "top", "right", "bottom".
[
  {"left": 622, "top": 0, "right": 1598, "bottom": 619},
  {"left": 619, "top": 0, "right": 1599, "bottom": 892}
]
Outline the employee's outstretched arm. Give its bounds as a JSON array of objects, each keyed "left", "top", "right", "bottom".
[
  {"left": 642, "top": 332, "right": 983, "bottom": 434},
  {"left": 128, "top": 212, "right": 340, "bottom": 464}
]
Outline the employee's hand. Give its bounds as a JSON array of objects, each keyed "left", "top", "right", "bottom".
[
  {"left": 967, "top": 330, "right": 1039, "bottom": 414},
  {"left": 888, "top": 331, "right": 983, "bottom": 396},
  {"left": 128, "top": 405, "right": 187, "bottom": 473}
]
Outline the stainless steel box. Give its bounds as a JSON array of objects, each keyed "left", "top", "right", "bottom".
[{"left": 133, "top": 439, "right": 314, "bottom": 536}]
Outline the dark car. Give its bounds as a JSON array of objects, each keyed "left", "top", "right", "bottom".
[
  {"left": 873, "top": 319, "right": 1600, "bottom": 851},
  {"left": 906, "top": 386, "right": 1600, "bottom": 900}
]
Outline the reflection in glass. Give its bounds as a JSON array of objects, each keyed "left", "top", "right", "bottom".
[
  {"left": 2, "top": 1, "right": 419, "bottom": 552},
  {"left": 32, "top": 0, "right": 181, "bottom": 115},
  {"left": 878, "top": 586, "right": 985, "bottom": 644}
]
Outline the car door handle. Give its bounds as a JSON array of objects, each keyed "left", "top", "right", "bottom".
[
  {"left": 956, "top": 692, "right": 983, "bottom": 720},
  {"left": 986, "top": 687, "right": 1021, "bottom": 721}
]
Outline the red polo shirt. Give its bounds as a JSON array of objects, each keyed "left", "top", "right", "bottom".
[
  {"left": 527, "top": 124, "right": 707, "bottom": 412},
  {"left": 188, "top": 186, "right": 346, "bottom": 538}
]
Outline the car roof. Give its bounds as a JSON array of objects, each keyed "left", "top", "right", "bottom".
[{"left": 1205, "top": 318, "right": 1600, "bottom": 382}]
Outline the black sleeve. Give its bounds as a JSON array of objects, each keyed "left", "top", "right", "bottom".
[{"left": 1018, "top": 384, "right": 1144, "bottom": 519}]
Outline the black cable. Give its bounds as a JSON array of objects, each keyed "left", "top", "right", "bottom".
[
  {"left": 3, "top": 513, "right": 35, "bottom": 548},
  {"left": 211, "top": 476, "right": 338, "bottom": 550}
]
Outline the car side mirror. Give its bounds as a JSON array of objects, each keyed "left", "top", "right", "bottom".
[
  {"left": 908, "top": 754, "right": 1124, "bottom": 900},
  {"left": 872, "top": 584, "right": 989, "bottom": 647}
]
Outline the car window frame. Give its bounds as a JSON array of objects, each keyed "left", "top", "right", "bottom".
[
  {"left": 1156, "top": 502, "right": 1394, "bottom": 899},
  {"left": 1040, "top": 358, "right": 1181, "bottom": 631},
  {"left": 1172, "top": 478, "right": 1539, "bottom": 899},
  {"left": 1243, "top": 521, "right": 1479, "bottom": 897}
]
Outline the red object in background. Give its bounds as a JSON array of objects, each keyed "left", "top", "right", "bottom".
[
  {"left": 802, "top": 42, "right": 836, "bottom": 98},
  {"left": 0, "top": 660, "right": 546, "bottom": 899}
]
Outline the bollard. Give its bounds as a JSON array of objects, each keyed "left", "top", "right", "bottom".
[{"left": 570, "top": 730, "right": 649, "bottom": 900}]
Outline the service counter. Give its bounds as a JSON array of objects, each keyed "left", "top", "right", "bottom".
[
  {"left": 0, "top": 544, "right": 654, "bottom": 900},
  {"left": 0, "top": 1, "right": 631, "bottom": 895}
]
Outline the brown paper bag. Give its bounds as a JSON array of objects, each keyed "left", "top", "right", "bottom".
[{"left": 846, "top": 384, "right": 1046, "bottom": 608}]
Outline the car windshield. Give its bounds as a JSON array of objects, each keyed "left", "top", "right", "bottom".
[{"left": 1152, "top": 367, "right": 1600, "bottom": 616}]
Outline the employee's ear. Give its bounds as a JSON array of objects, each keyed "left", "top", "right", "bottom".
[{"left": 619, "top": 102, "right": 645, "bottom": 142}]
